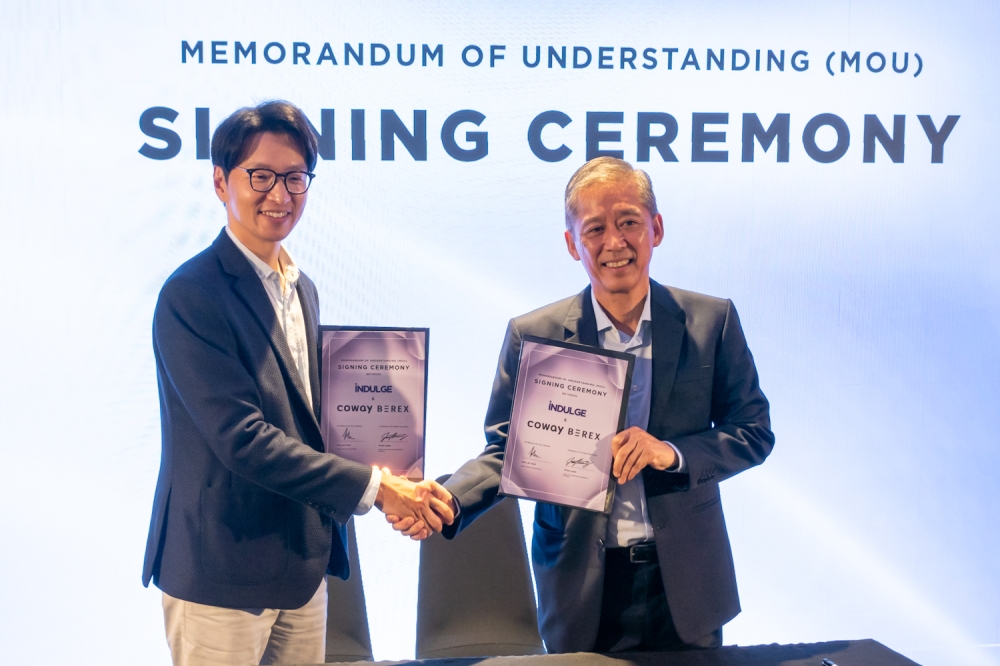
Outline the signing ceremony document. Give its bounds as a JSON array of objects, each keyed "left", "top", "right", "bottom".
[
  {"left": 320, "top": 327, "right": 428, "bottom": 480},
  {"left": 500, "top": 336, "right": 634, "bottom": 513}
]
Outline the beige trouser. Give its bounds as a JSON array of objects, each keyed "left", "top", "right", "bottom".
[{"left": 162, "top": 578, "right": 327, "bottom": 666}]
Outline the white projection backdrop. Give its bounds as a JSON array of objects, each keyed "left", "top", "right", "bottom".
[{"left": 1, "top": 2, "right": 998, "bottom": 665}]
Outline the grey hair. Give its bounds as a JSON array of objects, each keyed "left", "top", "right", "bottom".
[{"left": 564, "top": 157, "right": 658, "bottom": 232}]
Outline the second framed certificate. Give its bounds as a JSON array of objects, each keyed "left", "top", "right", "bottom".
[
  {"left": 320, "top": 327, "right": 428, "bottom": 480},
  {"left": 500, "top": 336, "right": 634, "bottom": 513}
]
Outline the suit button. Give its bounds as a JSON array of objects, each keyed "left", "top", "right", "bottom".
[{"left": 596, "top": 539, "right": 604, "bottom": 549}]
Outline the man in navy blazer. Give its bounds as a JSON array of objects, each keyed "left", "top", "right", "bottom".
[
  {"left": 144, "top": 101, "right": 451, "bottom": 665},
  {"left": 391, "top": 157, "right": 773, "bottom": 653}
]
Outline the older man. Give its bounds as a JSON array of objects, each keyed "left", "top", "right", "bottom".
[{"left": 395, "top": 157, "right": 773, "bottom": 653}]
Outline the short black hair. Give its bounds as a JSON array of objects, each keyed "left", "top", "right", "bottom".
[{"left": 211, "top": 100, "right": 318, "bottom": 176}]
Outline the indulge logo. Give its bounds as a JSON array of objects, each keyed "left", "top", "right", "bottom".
[
  {"left": 355, "top": 384, "right": 393, "bottom": 393},
  {"left": 549, "top": 401, "right": 587, "bottom": 417}
]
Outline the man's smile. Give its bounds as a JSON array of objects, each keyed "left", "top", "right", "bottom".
[{"left": 603, "top": 257, "right": 633, "bottom": 269}]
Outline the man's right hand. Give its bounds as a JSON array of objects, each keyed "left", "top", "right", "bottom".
[
  {"left": 375, "top": 470, "right": 455, "bottom": 540},
  {"left": 383, "top": 479, "right": 456, "bottom": 541}
]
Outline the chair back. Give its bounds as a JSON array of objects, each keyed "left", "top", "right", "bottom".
[
  {"left": 416, "top": 480, "right": 545, "bottom": 659},
  {"left": 325, "top": 518, "right": 374, "bottom": 662}
]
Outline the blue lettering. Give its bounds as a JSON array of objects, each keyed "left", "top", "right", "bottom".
[
  {"left": 637, "top": 112, "right": 678, "bottom": 162},
  {"left": 317, "top": 43, "right": 337, "bottom": 65},
  {"left": 293, "top": 42, "right": 311, "bottom": 65},
  {"left": 791, "top": 50, "right": 808, "bottom": 71},
  {"left": 692, "top": 112, "right": 728, "bottom": 162},
  {"left": 398, "top": 44, "right": 415, "bottom": 66},
  {"left": 863, "top": 114, "right": 905, "bottom": 163},
  {"left": 352, "top": 109, "right": 365, "bottom": 160},
  {"left": 841, "top": 51, "right": 860, "bottom": 73},
  {"left": 707, "top": 48, "right": 724, "bottom": 71},
  {"left": 441, "top": 110, "right": 488, "bottom": 162},
  {"left": 528, "top": 110, "right": 572, "bottom": 162},
  {"left": 195, "top": 108, "right": 210, "bottom": 160},
  {"left": 549, "top": 46, "right": 566, "bottom": 69},
  {"left": 381, "top": 110, "right": 427, "bottom": 161},
  {"left": 662, "top": 47, "right": 678, "bottom": 69},
  {"left": 523, "top": 45, "right": 541, "bottom": 68},
  {"left": 371, "top": 43, "right": 390, "bottom": 66},
  {"left": 598, "top": 46, "right": 613, "bottom": 69},
  {"left": 742, "top": 113, "right": 790, "bottom": 163},
  {"left": 235, "top": 41, "right": 256, "bottom": 64},
  {"left": 305, "top": 109, "right": 335, "bottom": 160},
  {"left": 681, "top": 48, "right": 700, "bottom": 70},
  {"left": 423, "top": 43, "right": 443, "bottom": 67},
  {"left": 181, "top": 40, "right": 203, "bottom": 64},
  {"left": 264, "top": 42, "right": 285, "bottom": 64},
  {"left": 917, "top": 115, "right": 960, "bottom": 164},
  {"left": 642, "top": 48, "right": 657, "bottom": 69},
  {"left": 620, "top": 47, "right": 637, "bottom": 69},
  {"left": 767, "top": 49, "right": 784, "bottom": 71},
  {"left": 211, "top": 41, "right": 227, "bottom": 64},
  {"left": 462, "top": 45, "right": 483, "bottom": 67},
  {"left": 803, "top": 113, "right": 850, "bottom": 163},
  {"left": 138, "top": 107, "right": 181, "bottom": 160},
  {"left": 732, "top": 49, "right": 750, "bottom": 71},
  {"left": 490, "top": 44, "right": 505, "bottom": 67},
  {"left": 892, "top": 52, "right": 909, "bottom": 74},
  {"left": 586, "top": 112, "right": 624, "bottom": 160},
  {"left": 867, "top": 52, "right": 886, "bottom": 73},
  {"left": 345, "top": 43, "right": 363, "bottom": 65}
]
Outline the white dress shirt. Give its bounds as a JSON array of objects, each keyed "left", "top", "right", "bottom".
[
  {"left": 226, "top": 227, "right": 381, "bottom": 515},
  {"left": 592, "top": 288, "right": 684, "bottom": 547}
]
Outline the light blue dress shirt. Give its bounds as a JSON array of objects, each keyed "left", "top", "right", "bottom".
[{"left": 591, "top": 288, "right": 683, "bottom": 547}]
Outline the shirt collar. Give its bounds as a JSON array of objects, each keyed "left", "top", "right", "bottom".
[
  {"left": 225, "top": 226, "right": 300, "bottom": 285},
  {"left": 590, "top": 284, "right": 652, "bottom": 344}
]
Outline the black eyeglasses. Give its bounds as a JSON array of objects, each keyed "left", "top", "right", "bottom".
[{"left": 237, "top": 167, "right": 315, "bottom": 194}]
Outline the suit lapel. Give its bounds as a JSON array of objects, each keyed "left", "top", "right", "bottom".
[
  {"left": 563, "top": 285, "right": 598, "bottom": 346},
  {"left": 563, "top": 281, "right": 685, "bottom": 427},
  {"left": 647, "top": 280, "right": 686, "bottom": 436},
  {"left": 560, "top": 286, "right": 609, "bottom": 538},
  {"left": 298, "top": 281, "right": 323, "bottom": 420},
  {"left": 213, "top": 231, "right": 321, "bottom": 435}
]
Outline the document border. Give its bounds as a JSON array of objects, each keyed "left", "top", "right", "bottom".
[
  {"left": 319, "top": 325, "right": 429, "bottom": 480},
  {"left": 499, "top": 335, "right": 634, "bottom": 513}
]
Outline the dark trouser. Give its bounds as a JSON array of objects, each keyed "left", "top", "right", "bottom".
[{"left": 594, "top": 544, "right": 722, "bottom": 653}]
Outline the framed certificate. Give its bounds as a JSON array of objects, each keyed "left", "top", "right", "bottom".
[
  {"left": 319, "top": 326, "right": 428, "bottom": 480},
  {"left": 499, "top": 336, "right": 634, "bottom": 513}
]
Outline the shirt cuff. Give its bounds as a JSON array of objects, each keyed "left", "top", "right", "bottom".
[
  {"left": 665, "top": 441, "right": 685, "bottom": 472},
  {"left": 354, "top": 466, "right": 382, "bottom": 515}
]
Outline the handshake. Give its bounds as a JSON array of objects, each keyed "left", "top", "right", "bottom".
[{"left": 375, "top": 468, "right": 457, "bottom": 540}]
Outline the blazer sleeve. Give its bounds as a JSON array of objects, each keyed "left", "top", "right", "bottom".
[
  {"left": 662, "top": 299, "right": 774, "bottom": 489},
  {"left": 153, "top": 274, "right": 373, "bottom": 524},
  {"left": 441, "top": 317, "right": 523, "bottom": 537}
]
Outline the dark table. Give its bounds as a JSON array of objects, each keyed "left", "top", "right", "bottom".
[{"left": 327, "top": 640, "right": 920, "bottom": 666}]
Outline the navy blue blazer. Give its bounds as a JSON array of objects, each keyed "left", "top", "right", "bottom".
[
  {"left": 143, "top": 229, "right": 373, "bottom": 609},
  {"left": 443, "top": 282, "right": 774, "bottom": 651}
]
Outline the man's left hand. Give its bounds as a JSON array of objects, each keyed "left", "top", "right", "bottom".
[{"left": 611, "top": 426, "right": 677, "bottom": 484}]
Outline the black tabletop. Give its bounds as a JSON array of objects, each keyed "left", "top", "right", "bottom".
[{"left": 327, "top": 639, "right": 920, "bottom": 666}]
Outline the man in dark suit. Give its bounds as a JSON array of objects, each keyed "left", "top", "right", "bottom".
[
  {"left": 144, "top": 101, "right": 451, "bottom": 665},
  {"left": 391, "top": 157, "right": 773, "bottom": 653}
]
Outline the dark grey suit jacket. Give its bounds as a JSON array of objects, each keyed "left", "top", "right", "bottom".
[
  {"left": 142, "top": 229, "right": 373, "bottom": 609},
  {"left": 443, "top": 281, "right": 774, "bottom": 652}
]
